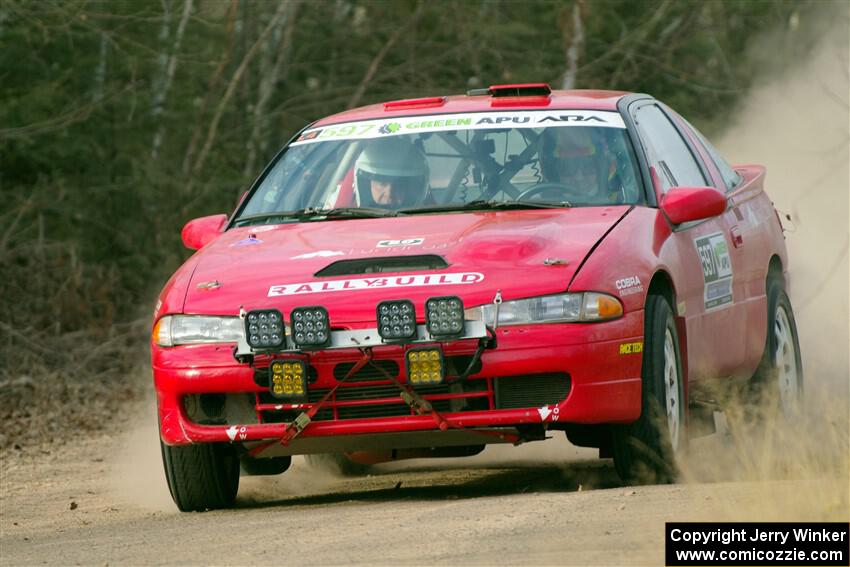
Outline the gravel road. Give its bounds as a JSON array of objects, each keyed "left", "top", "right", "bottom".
[{"left": 2, "top": 402, "right": 846, "bottom": 566}]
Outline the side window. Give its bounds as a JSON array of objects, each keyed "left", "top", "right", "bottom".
[
  {"left": 633, "top": 104, "right": 707, "bottom": 192},
  {"left": 687, "top": 123, "right": 742, "bottom": 191}
]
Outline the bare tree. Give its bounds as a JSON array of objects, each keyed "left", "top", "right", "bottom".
[
  {"left": 243, "top": 1, "right": 299, "bottom": 177},
  {"left": 151, "top": 0, "right": 194, "bottom": 159},
  {"left": 560, "top": 0, "right": 585, "bottom": 90}
]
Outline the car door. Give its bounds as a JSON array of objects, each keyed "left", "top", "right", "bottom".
[
  {"left": 630, "top": 100, "right": 748, "bottom": 381},
  {"left": 672, "top": 115, "right": 771, "bottom": 373}
]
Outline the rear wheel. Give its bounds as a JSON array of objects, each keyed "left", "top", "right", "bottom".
[
  {"left": 612, "top": 294, "right": 685, "bottom": 484},
  {"left": 160, "top": 441, "right": 239, "bottom": 511},
  {"left": 750, "top": 278, "right": 803, "bottom": 420}
]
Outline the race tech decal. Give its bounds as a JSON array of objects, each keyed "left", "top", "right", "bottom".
[
  {"left": 268, "top": 272, "right": 484, "bottom": 297},
  {"left": 291, "top": 110, "right": 626, "bottom": 146},
  {"left": 619, "top": 341, "right": 643, "bottom": 355},
  {"left": 694, "top": 232, "right": 733, "bottom": 310}
]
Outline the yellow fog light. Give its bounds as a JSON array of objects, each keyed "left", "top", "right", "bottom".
[
  {"left": 269, "top": 359, "right": 307, "bottom": 400},
  {"left": 406, "top": 347, "right": 444, "bottom": 386}
]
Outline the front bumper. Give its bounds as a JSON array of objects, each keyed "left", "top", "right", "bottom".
[{"left": 153, "top": 311, "right": 644, "bottom": 448}]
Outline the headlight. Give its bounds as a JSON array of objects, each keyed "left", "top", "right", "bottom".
[
  {"left": 466, "top": 292, "right": 623, "bottom": 326},
  {"left": 153, "top": 315, "right": 243, "bottom": 347}
]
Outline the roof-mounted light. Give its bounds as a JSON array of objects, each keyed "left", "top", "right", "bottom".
[
  {"left": 466, "top": 83, "right": 552, "bottom": 97},
  {"left": 384, "top": 96, "right": 446, "bottom": 111}
]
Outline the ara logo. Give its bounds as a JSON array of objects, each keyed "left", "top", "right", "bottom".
[
  {"left": 539, "top": 115, "right": 606, "bottom": 123},
  {"left": 378, "top": 122, "right": 401, "bottom": 134}
]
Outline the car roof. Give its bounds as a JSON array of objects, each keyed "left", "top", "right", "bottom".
[{"left": 313, "top": 88, "right": 631, "bottom": 127}]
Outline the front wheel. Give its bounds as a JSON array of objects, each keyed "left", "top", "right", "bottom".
[
  {"left": 612, "top": 294, "right": 685, "bottom": 484},
  {"left": 160, "top": 441, "right": 239, "bottom": 512}
]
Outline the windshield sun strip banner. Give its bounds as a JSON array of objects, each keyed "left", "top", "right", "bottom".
[{"left": 291, "top": 110, "right": 626, "bottom": 146}]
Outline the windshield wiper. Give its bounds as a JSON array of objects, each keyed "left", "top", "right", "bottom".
[
  {"left": 233, "top": 207, "right": 398, "bottom": 227},
  {"left": 399, "top": 199, "right": 571, "bottom": 215}
]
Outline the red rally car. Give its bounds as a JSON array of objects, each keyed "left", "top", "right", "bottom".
[{"left": 152, "top": 84, "right": 803, "bottom": 511}]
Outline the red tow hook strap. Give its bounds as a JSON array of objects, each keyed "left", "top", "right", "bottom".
[
  {"left": 277, "top": 349, "right": 373, "bottom": 446},
  {"left": 367, "top": 359, "right": 523, "bottom": 443},
  {"left": 247, "top": 349, "right": 374, "bottom": 458},
  {"left": 367, "top": 359, "right": 451, "bottom": 431}
]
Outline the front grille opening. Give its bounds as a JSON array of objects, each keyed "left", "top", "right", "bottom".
[
  {"left": 494, "top": 373, "right": 571, "bottom": 409},
  {"left": 445, "top": 355, "right": 483, "bottom": 377},
  {"left": 333, "top": 360, "right": 399, "bottom": 381},
  {"left": 182, "top": 394, "right": 226, "bottom": 425},
  {"left": 257, "top": 379, "right": 490, "bottom": 423},
  {"left": 315, "top": 255, "right": 448, "bottom": 277}
]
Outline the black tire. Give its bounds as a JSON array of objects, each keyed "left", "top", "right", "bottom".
[
  {"left": 240, "top": 455, "right": 292, "bottom": 476},
  {"left": 749, "top": 278, "right": 803, "bottom": 421},
  {"left": 160, "top": 441, "right": 239, "bottom": 512},
  {"left": 612, "top": 294, "right": 685, "bottom": 485},
  {"left": 304, "top": 453, "right": 371, "bottom": 476}
]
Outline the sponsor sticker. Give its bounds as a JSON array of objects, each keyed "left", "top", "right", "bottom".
[
  {"left": 290, "top": 250, "right": 344, "bottom": 260},
  {"left": 615, "top": 275, "right": 644, "bottom": 297},
  {"left": 291, "top": 110, "right": 626, "bottom": 146},
  {"left": 619, "top": 341, "right": 644, "bottom": 355},
  {"left": 694, "top": 232, "right": 733, "bottom": 310},
  {"left": 376, "top": 238, "right": 424, "bottom": 248},
  {"left": 268, "top": 272, "right": 484, "bottom": 297}
]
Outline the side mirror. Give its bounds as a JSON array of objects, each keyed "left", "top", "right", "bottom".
[
  {"left": 660, "top": 187, "right": 727, "bottom": 224},
  {"left": 181, "top": 214, "right": 227, "bottom": 250}
]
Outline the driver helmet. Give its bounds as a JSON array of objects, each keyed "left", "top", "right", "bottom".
[
  {"left": 354, "top": 139, "right": 429, "bottom": 209},
  {"left": 539, "top": 127, "right": 609, "bottom": 196}
]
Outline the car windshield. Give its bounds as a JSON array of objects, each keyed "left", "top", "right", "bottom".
[{"left": 235, "top": 110, "right": 643, "bottom": 225}]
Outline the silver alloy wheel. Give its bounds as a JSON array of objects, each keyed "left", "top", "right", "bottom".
[
  {"left": 774, "top": 304, "right": 800, "bottom": 415},
  {"left": 663, "top": 328, "right": 681, "bottom": 450}
]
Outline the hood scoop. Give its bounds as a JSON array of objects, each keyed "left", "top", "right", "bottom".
[{"left": 315, "top": 255, "right": 449, "bottom": 277}]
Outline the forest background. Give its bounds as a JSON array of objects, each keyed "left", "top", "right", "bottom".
[{"left": 0, "top": 0, "right": 843, "bottom": 447}]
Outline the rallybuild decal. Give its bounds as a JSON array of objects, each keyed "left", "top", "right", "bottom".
[
  {"left": 268, "top": 272, "right": 484, "bottom": 297},
  {"left": 695, "top": 232, "right": 733, "bottom": 310},
  {"left": 291, "top": 110, "right": 626, "bottom": 146}
]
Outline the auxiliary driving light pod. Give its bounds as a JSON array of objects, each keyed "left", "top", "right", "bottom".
[
  {"left": 377, "top": 300, "right": 417, "bottom": 341},
  {"left": 406, "top": 347, "right": 445, "bottom": 385},
  {"left": 425, "top": 296, "right": 464, "bottom": 338},
  {"left": 290, "top": 306, "right": 331, "bottom": 349},
  {"left": 269, "top": 359, "right": 307, "bottom": 399},
  {"left": 245, "top": 309, "right": 285, "bottom": 350}
]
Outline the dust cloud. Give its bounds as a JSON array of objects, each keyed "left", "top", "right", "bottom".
[{"left": 677, "top": 4, "right": 849, "bottom": 521}]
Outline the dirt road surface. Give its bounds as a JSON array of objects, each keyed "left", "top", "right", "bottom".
[{"left": 2, "top": 402, "right": 846, "bottom": 566}]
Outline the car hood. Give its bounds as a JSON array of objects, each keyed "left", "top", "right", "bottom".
[{"left": 183, "top": 207, "right": 631, "bottom": 322}]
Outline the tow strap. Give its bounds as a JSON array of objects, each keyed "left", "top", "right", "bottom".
[{"left": 248, "top": 340, "right": 519, "bottom": 457}]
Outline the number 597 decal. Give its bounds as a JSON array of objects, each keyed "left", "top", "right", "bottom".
[{"left": 694, "top": 232, "right": 733, "bottom": 310}]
